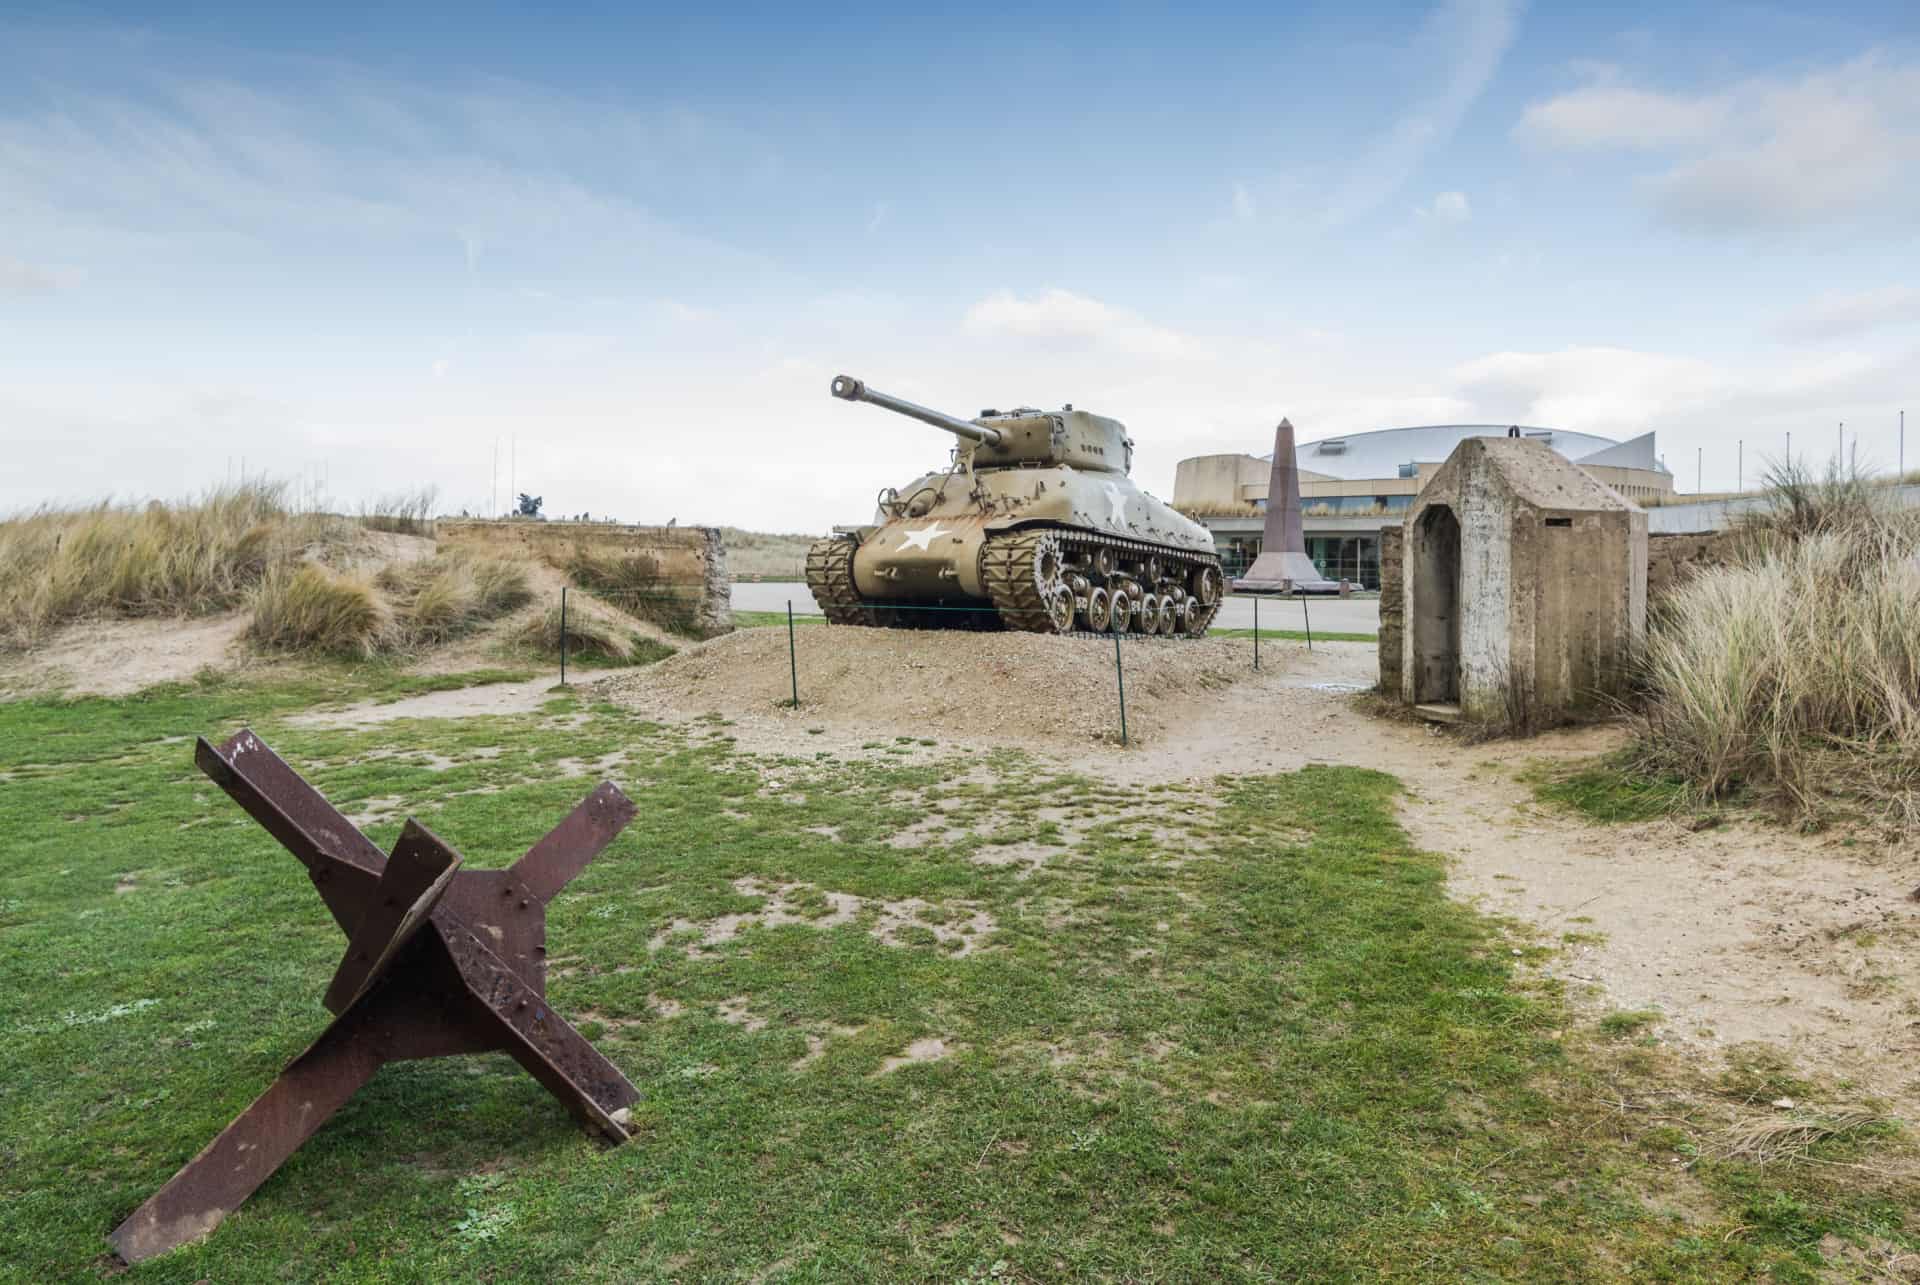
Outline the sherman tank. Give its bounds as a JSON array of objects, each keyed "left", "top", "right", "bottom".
[{"left": 805, "top": 375, "right": 1224, "bottom": 636}]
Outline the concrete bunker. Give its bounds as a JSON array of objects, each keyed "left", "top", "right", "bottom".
[{"left": 1399, "top": 437, "right": 1646, "bottom": 731}]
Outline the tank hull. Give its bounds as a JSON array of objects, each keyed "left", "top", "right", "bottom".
[{"left": 807, "top": 464, "right": 1224, "bottom": 636}]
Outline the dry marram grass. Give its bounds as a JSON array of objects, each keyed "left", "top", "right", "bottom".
[
  {"left": 1631, "top": 460, "right": 1920, "bottom": 829},
  {"left": 0, "top": 481, "right": 348, "bottom": 651}
]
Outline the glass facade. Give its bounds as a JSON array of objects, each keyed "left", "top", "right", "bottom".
[{"left": 1216, "top": 534, "right": 1382, "bottom": 589}]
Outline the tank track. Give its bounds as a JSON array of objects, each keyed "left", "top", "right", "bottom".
[
  {"left": 807, "top": 528, "right": 1223, "bottom": 638},
  {"left": 804, "top": 536, "right": 864, "bottom": 625}
]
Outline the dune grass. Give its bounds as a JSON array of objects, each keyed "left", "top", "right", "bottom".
[
  {"left": 246, "top": 564, "right": 393, "bottom": 656},
  {"left": 516, "top": 603, "right": 675, "bottom": 667},
  {"left": 377, "top": 551, "right": 534, "bottom": 647},
  {"left": 0, "top": 481, "right": 348, "bottom": 651},
  {"left": 1627, "top": 461, "right": 1920, "bottom": 830}
]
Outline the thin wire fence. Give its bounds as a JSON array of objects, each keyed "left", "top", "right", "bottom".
[{"left": 542, "top": 586, "right": 1333, "bottom": 746}]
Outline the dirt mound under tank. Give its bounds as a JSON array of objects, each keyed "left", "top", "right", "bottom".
[{"left": 592, "top": 626, "right": 1265, "bottom": 747}]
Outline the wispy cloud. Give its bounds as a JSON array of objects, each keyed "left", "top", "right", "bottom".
[
  {"left": 1778, "top": 285, "right": 1920, "bottom": 340},
  {"left": 964, "top": 289, "right": 1208, "bottom": 361},
  {"left": 1516, "top": 53, "right": 1920, "bottom": 233},
  {"left": 1231, "top": 183, "right": 1256, "bottom": 222},
  {"left": 1323, "top": 0, "right": 1523, "bottom": 224},
  {"left": 0, "top": 256, "right": 63, "bottom": 293},
  {"left": 1417, "top": 190, "right": 1472, "bottom": 223}
]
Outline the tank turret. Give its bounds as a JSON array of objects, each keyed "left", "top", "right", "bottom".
[
  {"left": 830, "top": 373, "right": 1133, "bottom": 474},
  {"left": 806, "top": 373, "right": 1223, "bottom": 636}
]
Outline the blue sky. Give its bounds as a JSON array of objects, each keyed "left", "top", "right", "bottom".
[{"left": 2, "top": 1, "right": 1915, "bottom": 526}]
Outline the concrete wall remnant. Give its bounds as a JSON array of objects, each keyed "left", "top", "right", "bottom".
[
  {"left": 1400, "top": 437, "right": 1646, "bottom": 732},
  {"left": 438, "top": 520, "right": 732, "bottom": 636},
  {"left": 1377, "top": 526, "right": 1404, "bottom": 697}
]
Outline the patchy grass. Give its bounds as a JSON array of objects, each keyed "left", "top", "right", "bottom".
[
  {"left": 1532, "top": 758, "right": 1691, "bottom": 823},
  {"left": 0, "top": 678, "right": 1912, "bottom": 1280}
]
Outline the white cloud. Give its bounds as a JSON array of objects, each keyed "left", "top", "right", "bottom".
[
  {"left": 1420, "top": 190, "right": 1471, "bottom": 223},
  {"left": 1516, "top": 86, "right": 1730, "bottom": 149},
  {"left": 963, "top": 289, "right": 1208, "bottom": 361},
  {"left": 1231, "top": 182, "right": 1256, "bottom": 222},
  {"left": 1516, "top": 53, "right": 1920, "bottom": 232},
  {"left": 1451, "top": 346, "right": 1728, "bottom": 434},
  {"left": 1779, "top": 286, "right": 1920, "bottom": 340},
  {"left": 0, "top": 256, "right": 62, "bottom": 293}
]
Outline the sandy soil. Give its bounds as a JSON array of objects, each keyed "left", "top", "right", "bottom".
[
  {"left": 0, "top": 531, "right": 679, "bottom": 698},
  {"left": 0, "top": 612, "right": 255, "bottom": 698},
  {"left": 589, "top": 628, "right": 1920, "bottom": 1114},
  {"left": 596, "top": 626, "right": 1259, "bottom": 747}
]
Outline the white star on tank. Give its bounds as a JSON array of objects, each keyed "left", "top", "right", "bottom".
[
  {"left": 1102, "top": 483, "right": 1128, "bottom": 527},
  {"left": 896, "top": 522, "right": 951, "bottom": 552}
]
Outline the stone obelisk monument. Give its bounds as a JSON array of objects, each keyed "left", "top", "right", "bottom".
[{"left": 1230, "top": 418, "right": 1340, "bottom": 594}]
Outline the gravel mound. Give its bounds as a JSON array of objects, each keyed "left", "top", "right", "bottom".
[{"left": 594, "top": 625, "right": 1259, "bottom": 746}]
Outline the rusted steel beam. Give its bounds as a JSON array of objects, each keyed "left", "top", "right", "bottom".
[
  {"left": 322, "top": 820, "right": 462, "bottom": 1015},
  {"left": 110, "top": 731, "right": 640, "bottom": 1265}
]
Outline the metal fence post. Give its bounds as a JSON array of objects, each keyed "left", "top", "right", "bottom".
[
  {"left": 1300, "top": 591, "right": 1313, "bottom": 652},
  {"left": 1253, "top": 595, "right": 1259, "bottom": 670},
  {"left": 560, "top": 586, "right": 569, "bottom": 685},
  {"left": 1113, "top": 631, "right": 1128, "bottom": 746},
  {"left": 786, "top": 600, "right": 800, "bottom": 708}
]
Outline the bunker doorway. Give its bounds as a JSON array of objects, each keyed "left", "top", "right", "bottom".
[{"left": 1413, "top": 504, "right": 1460, "bottom": 705}]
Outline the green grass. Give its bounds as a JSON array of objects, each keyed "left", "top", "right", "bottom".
[
  {"left": 1532, "top": 758, "right": 1691, "bottom": 823},
  {"left": 0, "top": 674, "right": 1911, "bottom": 1281}
]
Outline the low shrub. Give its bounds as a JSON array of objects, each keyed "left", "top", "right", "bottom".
[{"left": 247, "top": 564, "right": 391, "bottom": 656}]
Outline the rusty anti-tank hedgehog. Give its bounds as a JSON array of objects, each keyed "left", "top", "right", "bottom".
[{"left": 805, "top": 375, "right": 1223, "bottom": 635}]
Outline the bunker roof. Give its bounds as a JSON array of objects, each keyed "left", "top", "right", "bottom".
[{"left": 1421, "top": 436, "right": 1642, "bottom": 514}]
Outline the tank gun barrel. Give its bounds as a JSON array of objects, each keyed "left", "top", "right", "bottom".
[{"left": 830, "top": 374, "right": 1004, "bottom": 447}]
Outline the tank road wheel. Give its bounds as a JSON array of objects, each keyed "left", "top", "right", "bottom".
[
  {"left": 1045, "top": 585, "right": 1075, "bottom": 633},
  {"left": 1156, "top": 596, "right": 1178, "bottom": 635},
  {"left": 1182, "top": 598, "right": 1208, "bottom": 638},
  {"left": 981, "top": 529, "right": 1073, "bottom": 633},
  {"left": 1190, "top": 563, "right": 1222, "bottom": 608},
  {"left": 1137, "top": 593, "right": 1162, "bottom": 635},
  {"left": 1084, "top": 586, "right": 1111, "bottom": 632},
  {"left": 1109, "top": 589, "right": 1133, "bottom": 633},
  {"left": 1092, "top": 544, "right": 1116, "bottom": 579},
  {"left": 805, "top": 536, "right": 865, "bottom": 625}
]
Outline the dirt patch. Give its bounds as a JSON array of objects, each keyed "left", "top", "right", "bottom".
[
  {"left": 594, "top": 626, "right": 1258, "bottom": 747},
  {"left": 647, "top": 876, "right": 996, "bottom": 960},
  {"left": 877, "top": 1037, "right": 957, "bottom": 1075},
  {"left": 287, "top": 679, "right": 560, "bottom": 728},
  {"left": 0, "top": 611, "right": 252, "bottom": 698}
]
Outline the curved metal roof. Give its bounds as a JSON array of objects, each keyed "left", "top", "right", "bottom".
[{"left": 1267, "top": 424, "right": 1668, "bottom": 481}]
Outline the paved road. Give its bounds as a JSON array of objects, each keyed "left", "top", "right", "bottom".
[{"left": 732, "top": 582, "right": 1381, "bottom": 635}]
